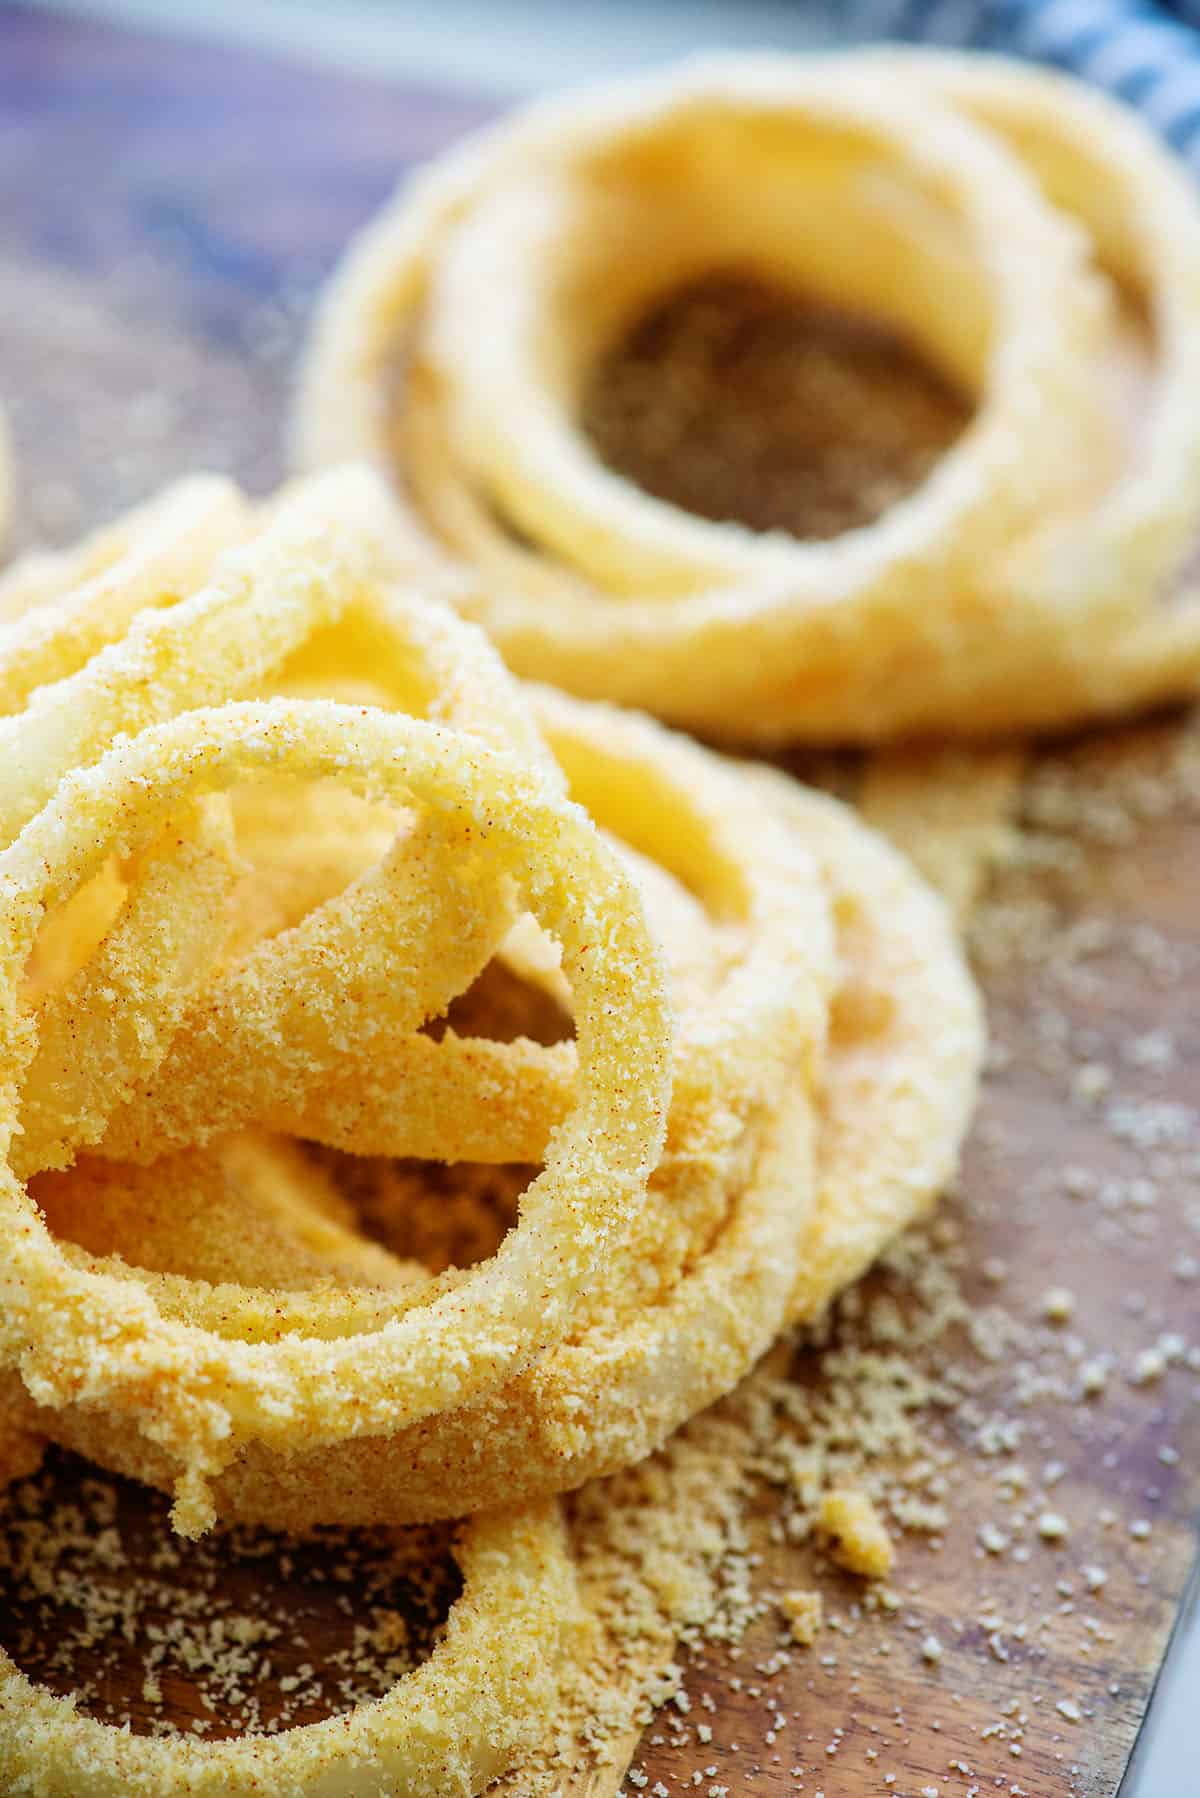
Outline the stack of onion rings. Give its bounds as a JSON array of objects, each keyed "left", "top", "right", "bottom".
[
  {"left": 0, "top": 463, "right": 980, "bottom": 1784},
  {"left": 0, "top": 679, "right": 981, "bottom": 1534},
  {"left": 293, "top": 50, "right": 1200, "bottom": 742},
  {"left": 0, "top": 125, "right": 988, "bottom": 1777}
]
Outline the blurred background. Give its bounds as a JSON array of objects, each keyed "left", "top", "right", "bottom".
[
  {"left": 12, "top": 0, "right": 840, "bottom": 94},
  {"left": 22, "top": 0, "right": 1200, "bottom": 162}
]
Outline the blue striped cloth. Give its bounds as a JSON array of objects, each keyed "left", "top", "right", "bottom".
[{"left": 838, "top": 0, "right": 1200, "bottom": 163}]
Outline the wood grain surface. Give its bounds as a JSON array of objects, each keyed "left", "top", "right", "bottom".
[{"left": 0, "top": 11, "right": 1197, "bottom": 1795}]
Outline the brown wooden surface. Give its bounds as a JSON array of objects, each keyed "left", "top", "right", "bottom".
[{"left": 0, "top": 12, "right": 1198, "bottom": 1795}]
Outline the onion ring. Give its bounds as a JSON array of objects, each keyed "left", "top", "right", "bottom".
[
  {"left": 294, "top": 51, "right": 1200, "bottom": 741},
  {"left": 0, "top": 1130, "right": 432, "bottom": 1467},
  {"left": 0, "top": 474, "right": 980, "bottom": 1798},
  {"left": 0, "top": 698, "right": 672, "bottom": 1534},
  {"left": 0, "top": 467, "right": 565, "bottom": 1182},
  {"left": 0, "top": 1500, "right": 577, "bottom": 1798},
  {"left": 0, "top": 465, "right": 399, "bottom": 845},
  {"left": 0, "top": 1138, "right": 581, "bottom": 1797},
  {"left": 292, "top": 54, "right": 1140, "bottom": 743},
  {"left": 835, "top": 46, "right": 1200, "bottom": 731}
]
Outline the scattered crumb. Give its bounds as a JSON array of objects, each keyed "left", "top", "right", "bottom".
[
  {"left": 816, "top": 1488, "right": 894, "bottom": 1580},
  {"left": 780, "top": 1589, "right": 823, "bottom": 1647},
  {"left": 1041, "top": 1287, "right": 1075, "bottom": 1324}
]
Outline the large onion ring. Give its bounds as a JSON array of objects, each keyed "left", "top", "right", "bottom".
[
  {"left": 294, "top": 51, "right": 1200, "bottom": 741},
  {"left": 292, "top": 54, "right": 1127, "bottom": 743},
  {"left": 0, "top": 698, "right": 672, "bottom": 1533}
]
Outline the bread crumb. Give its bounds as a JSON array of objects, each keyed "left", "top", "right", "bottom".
[
  {"left": 780, "top": 1588, "right": 823, "bottom": 1647},
  {"left": 1079, "top": 1359, "right": 1109, "bottom": 1397},
  {"left": 816, "top": 1488, "right": 894, "bottom": 1579},
  {"left": 1130, "top": 1349, "right": 1166, "bottom": 1385},
  {"left": 1041, "top": 1287, "right": 1075, "bottom": 1324}
]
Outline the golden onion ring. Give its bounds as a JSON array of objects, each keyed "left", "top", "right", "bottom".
[
  {"left": 0, "top": 1137, "right": 580, "bottom": 1798},
  {"left": 0, "top": 698, "right": 672, "bottom": 1534},
  {"left": 0, "top": 469, "right": 564, "bottom": 1180},
  {"left": 0, "top": 1501, "right": 577, "bottom": 1798},
  {"left": 292, "top": 54, "right": 1150, "bottom": 743}
]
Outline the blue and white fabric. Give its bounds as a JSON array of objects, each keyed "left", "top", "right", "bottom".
[{"left": 832, "top": 0, "right": 1200, "bottom": 165}]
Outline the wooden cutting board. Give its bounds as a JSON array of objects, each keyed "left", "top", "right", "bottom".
[{"left": 1, "top": 11, "right": 1198, "bottom": 1795}]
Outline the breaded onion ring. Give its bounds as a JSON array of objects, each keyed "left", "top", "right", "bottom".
[
  {"left": 0, "top": 1139, "right": 582, "bottom": 1796},
  {"left": 0, "top": 1501, "right": 577, "bottom": 1798},
  {"left": 295, "top": 51, "right": 1200, "bottom": 741},
  {"left": 0, "top": 468, "right": 565, "bottom": 1180},
  {"left": 0, "top": 699, "right": 671, "bottom": 1534},
  {"left": 840, "top": 46, "right": 1200, "bottom": 732},
  {"left": 293, "top": 54, "right": 1156, "bottom": 743}
]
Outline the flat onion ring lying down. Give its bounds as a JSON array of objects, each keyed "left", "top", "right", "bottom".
[
  {"left": 2, "top": 687, "right": 980, "bottom": 1529},
  {"left": 293, "top": 50, "right": 1200, "bottom": 742},
  {"left": 0, "top": 1502, "right": 575, "bottom": 1798},
  {"left": 0, "top": 1137, "right": 583, "bottom": 1798}
]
